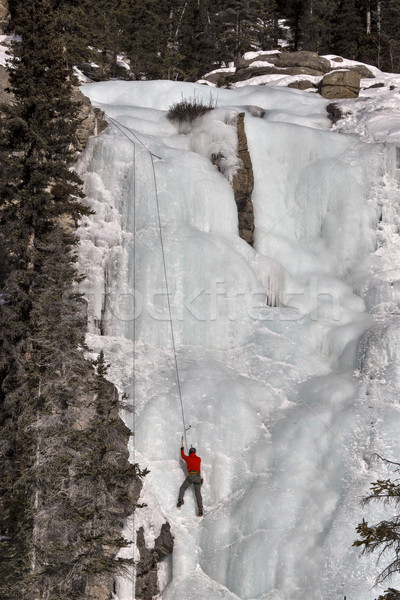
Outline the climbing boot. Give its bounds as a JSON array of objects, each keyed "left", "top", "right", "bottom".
[
  {"left": 177, "top": 500, "right": 184, "bottom": 508},
  {"left": 198, "top": 508, "right": 203, "bottom": 517}
]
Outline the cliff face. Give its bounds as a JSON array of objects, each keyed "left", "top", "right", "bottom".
[
  {"left": 0, "top": 66, "right": 107, "bottom": 150},
  {"left": 0, "top": 0, "right": 10, "bottom": 33},
  {"left": 0, "top": 64, "right": 11, "bottom": 103},
  {"left": 73, "top": 88, "right": 108, "bottom": 151}
]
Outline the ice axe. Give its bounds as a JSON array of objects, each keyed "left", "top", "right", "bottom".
[{"left": 181, "top": 425, "right": 191, "bottom": 450}]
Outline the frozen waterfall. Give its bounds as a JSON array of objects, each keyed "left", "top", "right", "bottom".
[{"left": 76, "top": 80, "right": 400, "bottom": 599}]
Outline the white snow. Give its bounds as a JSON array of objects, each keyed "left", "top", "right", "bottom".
[
  {"left": 243, "top": 50, "right": 281, "bottom": 61},
  {"left": 204, "top": 66, "right": 236, "bottom": 78},
  {"left": 0, "top": 35, "right": 14, "bottom": 67},
  {"left": 77, "top": 73, "right": 400, "bottom": 599}
]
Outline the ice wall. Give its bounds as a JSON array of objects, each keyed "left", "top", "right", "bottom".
[{"left": 77, "top": 81, "right": 400, "bottom": 599}]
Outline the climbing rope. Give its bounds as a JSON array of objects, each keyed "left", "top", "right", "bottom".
[
  {"left": 105, "top": 112, "right": 161, "bottom": 159},
  {"left": 104, "top": 113, "right": 190, "bottom": 450},
  {"left": 149, "top": 152, "right": 190, "bottom": 451},
  {"left": 132, "top": 141, "right": 137, "bottom": 600}
]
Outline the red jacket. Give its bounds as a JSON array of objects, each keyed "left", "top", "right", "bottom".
[{"left": 181, "top": 448, "right": 201, "bottom": 474}]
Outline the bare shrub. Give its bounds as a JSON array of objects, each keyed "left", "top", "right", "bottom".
[{"left": 167, "top": 95, "right": 217, "bottom": 127}]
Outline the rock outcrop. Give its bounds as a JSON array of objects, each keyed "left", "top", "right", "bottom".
[
  {"left": 233, "top": 112, "right": 255, "bottom": 246},
  {"left": 0, "top": 0, "right": 10, "bottom": 33},
  {"left": 319, "top": 69, "right": 361, "bottom": 99},
  {"left": 273, "top": 51, "right": 331, "bottom": 73},
  {"left": 202, "top": 51, "right": 375, "bottom": 100},
  {"left": 0, "top": 64, "right": 12, "bottom": 103},
  {"left": 288, "top": 79, "right": 316, "bottom": 90},
  {"left": 0, "top": 73, "right": 107, "bottom": 148},
  {"left": 330, "top": 57, "right": 374, "bottom": 79},
  {"left": 226, "top": 51, "right": 332, "bottom": 84},
  {"left": 135, "top": 523, "right": 174, "bottom": 599},
  {"left": 73, "top": 88, "right": 108, "bottom": 151}
]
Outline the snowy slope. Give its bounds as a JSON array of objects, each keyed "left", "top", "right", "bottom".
[{"left": 77, "top": 75, "right": 400, "bottom": 599}]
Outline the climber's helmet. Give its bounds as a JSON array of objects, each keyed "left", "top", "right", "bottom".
[{"left": 189, "top": 447, "right": 196, "bottom": 454}]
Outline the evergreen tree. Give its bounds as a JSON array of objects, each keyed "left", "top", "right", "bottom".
[
  {"left": 253, "top": 0, "right": 279, "bottom": 51},
  {"left": 330, "top": 0, "right": 365, "bottom": 59},
  {"left": 375, "top": 0, "right": 400, "bottom": 72},
  {"left": 354, "top": 456, "right": 400, "bottom": 599},
  {"left": 0, "top": 1, "right": 145, "bottom": 597},
  {"left": 218, "top": 0, "right": 260, "bottom": 65},
  {"left": 124, "top": 0, "right": 185, "bottom": 79},
  {"left": 178, "top": 0, "right": 222, "bottom": 80},
  {"left": 284, "top": 0, "right": 307, "bottom": 50},
  {"left": 299, "top": 0, "right": 336, "bottom": 54}
]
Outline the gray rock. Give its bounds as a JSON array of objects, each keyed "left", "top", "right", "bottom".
[
  {"left": 233, "top": 113, "right": 254, "bottom": 246},
  {"left": 319, "top": 69, "right": 361, "bottom": 99},
  {"left": 288, "top": 79, "right": 317, "bottom": 90},
  {"left": 237, "top": 51, "right": 281, "bottom": 69},
  {"left": 135, "top": 522, "right": 174, "bottom": 599},
  {"left": 365, "top": 82, "right": 385, "bottom": 89},
  {"left": 203, "top": 71, "right": 235, "bottom": 85},
  {"left": 234, "top": 51, "right": 331, "bottom": 82},
  {"left": 234, "top": 64, "right": 286, "bottom": 80},
  {"left": 247, "top": 105, "right": 265, "bottom": 118},
  {"left": 73, "top": 88, "right": 108, "bottom": 151},
  {"left": 0, "top": 65, "right": 12, "bottom": 104},
  {"left": 0, "top": 0, "right": 10, "bottom": 33},
  {"left": 272, "top": 51, "right": 331, "bottom": 73},
  {"left": 283, "top": 65, "right": 325, "bottom": 76},
  {"left": 345, "top": 64, "right": 375, "bottom": 78},
  {"left": 329, "top": 57, "right": 374, "bottom": 78}
]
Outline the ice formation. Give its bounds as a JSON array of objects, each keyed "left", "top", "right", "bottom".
[{"left": 76, "top": 79, "right": 400, "bottom": 599}]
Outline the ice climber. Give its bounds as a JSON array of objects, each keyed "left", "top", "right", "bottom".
[{"left": 177, "top": 440, "right": 203, "bottom": 517}]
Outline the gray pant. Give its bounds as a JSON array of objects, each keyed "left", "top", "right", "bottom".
[{"left": 178, "top": 473, "right": 203, "bottom": 510}]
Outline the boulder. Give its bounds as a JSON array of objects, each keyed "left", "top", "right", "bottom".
[
  {"left": 203, "top": 71, "right": 225, "bottom": 84},
  {"left": 234, "top": 51, "right": 331, "bottom": 81},
  {"left": 247, "top": 105, "right": 265, "bottom": 118},
  {"left": 288, "top": 79, "right": 317, "bottom": 90},
  {"left": 76, "top": 61, "right": 104, "bottom": 81},
  {"left": 345, "top": 64, "right": 375, "bottom": 78},
  {"left": 237, "top": 51, "right": 281, "bottom": 69},
  {"left": 283, "top": 65, "right": 325, "bottom": 76},
  {"left": 203, "top": 70, "right": 236, "bottom": 87},
  {"left": 329, "top": 57, "right": 374, "bottom": 78},
  {"left": 319, "top": 69, "right": 361, "bottom": 99},
  {"left": 272, "top": 51, "right": 331, "bottom": 73},
  {"left": 234, "top": 64, "right": 286, "bottom": 81}
]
